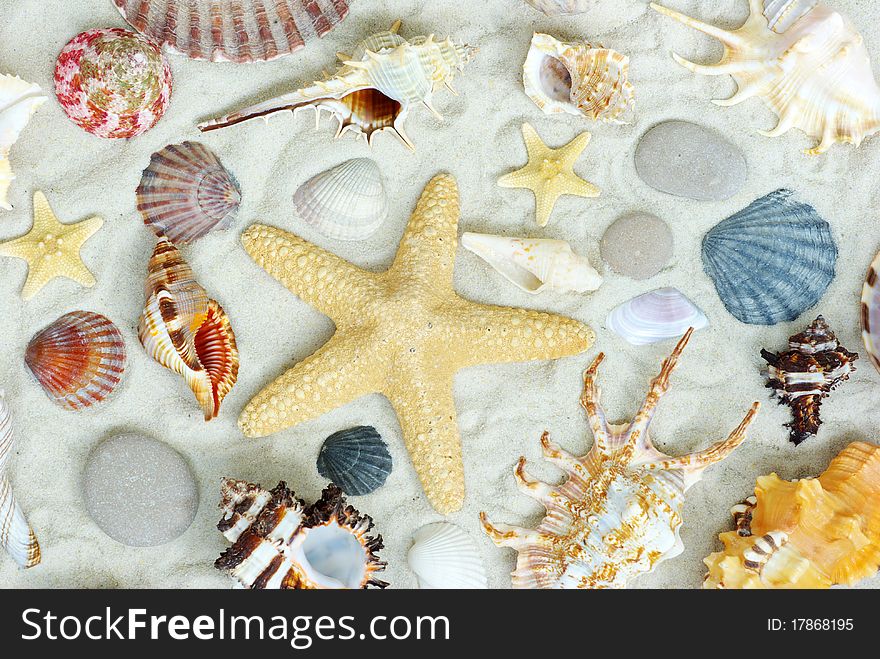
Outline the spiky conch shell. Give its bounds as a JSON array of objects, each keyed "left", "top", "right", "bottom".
[
  {"left": 523, "top": 33, "right": 634, "bottom": 124},
  {"left": 137, "top": 237, "right": 238, "bottom": 421},
  {"left": 0, "top": 74, "right": 46, "bottom": 210},
  {"left": 651, "top": 0, "right": 880, "bottom": 155},
  {"left": 112, "top": 0, "right": 351, "bottom": 63},
  {"left": 0, "top": 390, "right": 40, "bottom": 568},
  {"left": 216, "top": 479, "right": 387, "bottom": 589},
  {"left": 481, "top": 329, "right": 760, "bottom": 588},
  {"left": 197, "top": 21, "right": 477, "bottom": 150},
  {"left": 704, "top": 442, "right": 880, "bottom": 588}
]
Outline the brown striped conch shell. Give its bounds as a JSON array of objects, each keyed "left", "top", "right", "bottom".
[
  {"left": 198, "top": 21, "right": 477, "bottom": 150},
  {"left": 138, "top": 237, "right": 239, "bottom": 421},
  {"left": 111, "top": 0, "right": 351, "bottom": 63},
  {"left": 704, "top": 442, "right": 880, "bottom": 588},
  {"left": 860, "top": 248, "right": 880, "bottom": 376},
  {"left": 0, "top": 391, "right": 40, "bottom": 568},
  {"left": 651, "top": 0, "right": 880, "bottom": 154},
  {"left": 481, "top": 329, "right": 760, "bottom": 588},
  {"left": 0, "top": 73, "right": 46, "bottom": 210},
  {"left": 216, "top": 479, "right": 387, "bottom": 589}
]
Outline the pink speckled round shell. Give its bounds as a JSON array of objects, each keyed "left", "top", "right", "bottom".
[{"left": 54, "top": 28, "right": 172, "bottom": 139}]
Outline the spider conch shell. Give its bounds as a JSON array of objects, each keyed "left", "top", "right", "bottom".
[
  {"left": 198, "top": 21, "right": 477, "bottom": 150},
  {"left": 0, "top": 390, "right": 41, "bottom": 568},
  {"left": 0, "top": 74, "right": 45, "bottom": 210},
  {"left": 704, "top": 442, "right": 880, "bottom": 588},
  {"left": 138, "top": 237, "right": 239, "bottom": 421},
  {"left": 651, "top": 0, "right": 880, "bottom": 155},
  {"left": 523, "top": 33, "right": 634, "bottom": 124},
  {"left": 482, "top": 329, "right": 760, "bottom": 588}
]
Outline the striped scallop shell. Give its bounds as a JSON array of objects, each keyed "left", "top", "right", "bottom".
[
  {"left": 408, "top": 522, "right": 488, "bottom": 589},
  {"left": 112, "top": 0, "right": 351, "bottom": 63},
  {"left": 54, "top": 28, "right": 172, "bottom": 139},
  {"left": 606, "top": 288, "right": 708, "bottom": 346},
  {"left": 293, "top": 159, "right": 388, "bottom": 240},
  {"left": 25, "top": 312, "right": 127, "bottom": 411},
  {"left": 316, "top": 426, "right": 392, "bottom": 496},
  {"left": 137, "top": 142, "right": 241, "bottom": 244},
  {"left": 0, "top": 391, "right": 41, "bottom": 568},
  {"left": 138, "top": 237, "right": 239, "bottom": 421}
]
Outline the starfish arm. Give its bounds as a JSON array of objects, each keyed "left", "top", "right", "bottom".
[
  {"left": 19, "top": 262, "right": 53, "bottom": 301},
  {"left": 520, "top": 122, "right": 547, "bottom": 160},
  {"left": 560, "top": 131, "right": 592, "bottom": 168},
  {"left": 388, "top": 174, "right": 460, "bottom": 288},
  {"left": 241, "top": 224, "right": 381, "bottom": 322},
  {"left": 65, "top": 216, "right": 104, "bottom": 244},
  {"left": 0, "top": 237, "right": 32, "bottom": 259},
  {"left": 534, "top": 182, "right": 563, "bottom": 228},
  {"left": 238, "top": 332, "right": 385, "bottom": 438},
  {"left": 562, "top": 176, "right": 601, "bottom": 198},
  {"left": 497, "top": 166, "right": 536, "bottom": 190}
]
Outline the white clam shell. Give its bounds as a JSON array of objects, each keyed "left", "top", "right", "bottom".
[
  {"left": 0, "top": 74, "right": 46, "bottom": 210},
  {"left": 408, "top": 522, "right": 488, "bottom": 589},
  {"left": 0, "top": 390, "right": 40, "bottom": 568},
  {"left": 293, "top": 159, "right": 389, "bottom": 241},
  {"left": 462, "top": 232, "right": 602, "bottom": 294},
  {"left": 606, "top": 287, "right": 708, "bottom": 345}
]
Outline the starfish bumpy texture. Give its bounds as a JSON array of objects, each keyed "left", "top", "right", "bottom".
[
  {"left": 498, "top": 123, "right": 600, "bottom": 227},
  {"left": 0, "top": 191, "right": 103, "bottom": 300},
  {"left": 240, "top": 174, "right": 595, "bottom": 513}
]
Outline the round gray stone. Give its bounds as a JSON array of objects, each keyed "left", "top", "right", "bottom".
[
  {"left": 83, "top": 433, "right": 198, "bottom": 547},
  {"left": 634, "top": 121, "right": 747, "bottom": 201},
  {"left": 601, "top": 212, "right": 674, "bottom": 280}
]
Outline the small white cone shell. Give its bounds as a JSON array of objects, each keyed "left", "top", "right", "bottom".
[{"left": 408, "top": 522, "right": 488, "bottom": 589}]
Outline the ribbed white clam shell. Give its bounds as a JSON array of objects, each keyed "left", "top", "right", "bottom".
[
  {"left": 293, "top": 159, "right": 389, "bottom": 241},
  {"left": 607, "top": 287, "right": 708, "bottom": 345},
  {"left": 407, "top": 522, "right": 488, "bottom": 589}
]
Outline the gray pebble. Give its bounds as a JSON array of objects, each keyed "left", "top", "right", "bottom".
[
  {"left": 83, "top": 433, "right": 198, "bottom": 547},
  {"left": 634, "top": 121, "right": 747, "bottom": 201},
  {"left": 601, "top": 212, "right": 674, "bottom": 280}
]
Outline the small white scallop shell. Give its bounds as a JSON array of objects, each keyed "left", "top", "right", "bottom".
[
  {"left": 606, "top": 287, "right": 708, "bottom": 345},
  {"left": 293, "top": 159, "right": 389, "bottom": 241},
  {"left": 408, "top": 522, "right": 488, "bottom": 589},
  {"left": 462, "top": 232, "right": 602, "bottom": 294}
]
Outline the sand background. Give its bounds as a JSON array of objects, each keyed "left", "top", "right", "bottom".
[{"left": 2, "top": 0, "right": 879, "bottom": 589}]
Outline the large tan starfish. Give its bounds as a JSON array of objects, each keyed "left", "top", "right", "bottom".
[
  {"left": 0, "top": 191, "right": 103, "bottom": 300},
  {"left": 498, "top": 123, "right": 600, "bottom": 227},
  {"left": 240, "top": 174, "right": 595, "bottom": 513}
]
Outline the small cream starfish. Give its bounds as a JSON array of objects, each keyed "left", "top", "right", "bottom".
[
  {"left": 499, "top": 123, "right": 600, "bottom": 227},
  {"left": 0, "top": 191, "right": 103, "bottom": 300}
]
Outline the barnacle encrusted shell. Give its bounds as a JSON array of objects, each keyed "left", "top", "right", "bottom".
[
  {"left": 408, "top": 522, "right": 488, "bottom": 589},
  {"left": 25, "top": 311, "right": 127, "bottom": 411},
  {"left": 138, "top": 237, "right": 239, "bottom": 420},
  {"left": 112, "top": 0, "right": 351, "bottom": 63},
  {"left": 54, "top": 28, "right": 172, "bottom": 139},
  {"left": 760, "top": 316, "right": 857, "bottom": 445},
  {"left": 524, "top": 0, "right": 591, "bottom": 15},
  {"left": 0, "top": 73, "right": 46, "bottom": 211},
  {"left": 704, "top": 442, "right": 880, "bottom": 588},
  {"left": 481, "top": 329, "right": 760, "bottom": 588},
  {"left": 216, "top": 479, "right": 387, "bottom": 589},
  {"left": 651, "top": 0, "right": 880, "bottom": 155},
  {"left": 0, "top": 390, "right": 40, "bottom": 568},
  {"left": 137, "top": 142, "right": 241, "bottom": 245},
  {"left": 198, "top": 21, "right": 477, "bottom": 150},
  {"left": 523, "top": 33, "right": 634, "bottom": 124},
  {"left": 702, "top": 189, "right": 837, "bottom": 325},
  {"left": 316, "top": 426, "right": 392, "bottom": 496},
  {"left": 606, "top": 287, "right": 708, "bottom": 346}
]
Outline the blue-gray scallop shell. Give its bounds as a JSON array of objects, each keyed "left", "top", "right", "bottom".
[
  {"left": 316, "top": 426, "right": 392, "bottom": 496},
  {"left": 701, "top": 190, "right": 837, "bottom": 326}
]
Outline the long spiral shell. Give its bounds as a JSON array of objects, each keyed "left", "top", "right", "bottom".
[{"left": 0, "top": 391, "right": 40, "bottom": 568}]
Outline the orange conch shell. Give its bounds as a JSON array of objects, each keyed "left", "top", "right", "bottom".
[
  {"left": 704, "top": 442, "right": 880, "bottom": 588},
  {"left": 137, "top": 237, "right": 238, "bottom": 420}
]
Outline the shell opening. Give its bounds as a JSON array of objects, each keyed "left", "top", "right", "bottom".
[
  {"left": 300, "top": 522, "right": 368, "bottom": 589},
  {"left": 539, "top": 55, "right": 573, "bottom": 102}
]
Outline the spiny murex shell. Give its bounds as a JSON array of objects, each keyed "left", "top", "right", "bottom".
[
  {"left": 138, "top": 237, "right": 239, "bottom": 421},
  {"left": 704, "top": 441, "right": 880, "bottom": 588},
  {"left": 462, "top": 232, "right": 602, "bottom": 294},
  {"left": 0, "top": 73, "right": 45, "bottom": 211},
  {"left": 216, "top": 479, "right": 387, "bottom": 589},
  {"left": 408, "top": 522, "right": 488, "bottom": 589},
  {"left": 316, "top": 426, "right": 392, "bottom": 496},
  {"left": 651, "top": 0, "right": 880, "bottom": 155},
  {"left": 198, "top": 21, "right": 477, "bottom": 150},
  {"left": 0, "top": 390, "right": 40, "bottom": 568},
  {"left": 523, "top": 33, "right": 634, "bottom": 124},
  {"left": 293, "top": 159, "right": 388, "bottom": 241},
  {"left": 481, "top": 328, "right": 760, "bottom": 588}
]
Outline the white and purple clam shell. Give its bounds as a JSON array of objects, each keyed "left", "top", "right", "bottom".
[{"left": 606, "top": 287, "right": 708, "bottom": 345}]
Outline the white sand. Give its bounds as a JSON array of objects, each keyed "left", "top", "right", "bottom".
[{"left": 2, "top": 0, "right": 879, "bottom": 589}]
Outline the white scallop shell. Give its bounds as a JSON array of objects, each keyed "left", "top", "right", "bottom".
[
  {"left": 407, "top": 522, "right": 488, "bottom": 589},
  {"left": 0, "top": 390, "right": 40, "bottom": 568},
  {"left": 606, "top": 287, "right": 708, "bottom": 345},
  {"left": 293, "top": 159, "right": 389, "bottom": 241},
  {"left": 0, "top": 74, "right": 46, "bottom": 210},
  {"left": 462, "top": 232, "right": 602, "bottom": 294}
]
